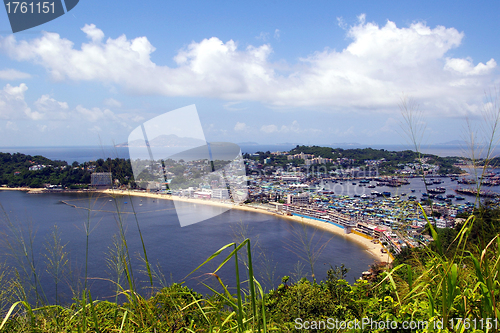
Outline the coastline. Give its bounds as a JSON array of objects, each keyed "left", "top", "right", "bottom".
[
  {"left": 0, "top": 187, "right": 392, "bottom": 263},
  {"left": 100, "top": 189, "right": 392, "bottom": 263}
]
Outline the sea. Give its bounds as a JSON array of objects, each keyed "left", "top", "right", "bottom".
[
  {"left": 0, "top": 144, "right": 494, "bottom": 305},
  {"left": 0, "top": 143, "right": 495, "bottom": 164},
  {"left": 0, "top": 190, "right": 376, "bottom": 305}
]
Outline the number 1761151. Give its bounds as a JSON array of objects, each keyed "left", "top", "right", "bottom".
[{"left": 5, "top": 2, "right": 55, "bottom": 14}]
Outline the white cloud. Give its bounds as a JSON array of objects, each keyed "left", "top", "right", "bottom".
[
  {"left": 5, "top": 121, "right": 18, "bottom": 131},
  {"left": 0, "top": 83, "right": 31, "bottom": 119},
  {"left": 234, "top": 122, "right": 248, "bottom": 131},
  {"left": 0, "top": 18, "right": 497, "bottom": 117},
  {"left": 82, "top": 24, "right": 105, "bottom": 43},
  {"left": 256, "top": 32, "right": 269, "bottom": 41},
  {"left": 75, "top": 105, "right": 116, "bottom": 122},
  {"left": 32, "top": 94, "right": 69, "bottom": 120},
  {"left": 0, "top": 68, "right": 31, "bottom": 80},
  {"left": 104, "top": 97, "right": 122, "bottom": 108},
  {"left": 260, "top": 124, "right": 278, "bottom": 133},
  {"left": 260, "top": 121, "right": 320, "bottom": 135},
  {"left": 224, "top": 101, "right": 247, "bottom": 111},
  {"left": 444, "top": 58, "right": 496, "bottom": 76},
  {"left": 274, "top": 29, "right": 280, "bottom": 40}
]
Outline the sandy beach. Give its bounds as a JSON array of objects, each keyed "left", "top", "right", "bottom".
[{"left": 99, "top": 189, "right": 392, "bottom": 263}]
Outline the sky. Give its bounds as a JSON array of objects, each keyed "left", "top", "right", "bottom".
[{"left": 0, "top": 0, "right": 499, "bottom": 147}]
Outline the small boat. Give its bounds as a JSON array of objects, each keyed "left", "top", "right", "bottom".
[{"left": 428, "top": 187, "right": 446, "bottom": 194}]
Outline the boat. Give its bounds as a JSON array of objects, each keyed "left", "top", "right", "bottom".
[
  {"left": 382, "top": 191, "right": 391, "bottom": 197},
  {"left": 428, "top": 187, "right": 446, "bottom": 194},
  {"left": 456, "top": 196, "right": 465, "bottom": 200},
  {"left": 455, "top": 187, "right": 498, "bottom": 198},
  {"left": 458, "top": 178, "right": 476, "bottom": 185}
]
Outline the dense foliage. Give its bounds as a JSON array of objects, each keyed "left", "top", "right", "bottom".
[{"left": 0, "top": 153, "right": 134, "bottom": 188}]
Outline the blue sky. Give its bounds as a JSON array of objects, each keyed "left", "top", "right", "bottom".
[{"left": 0, "top": 0, "right": 499, "bottom": 147}]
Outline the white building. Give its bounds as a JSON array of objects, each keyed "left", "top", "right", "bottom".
[
  {"left": 286, "top": 193, "right": 309, "bottom": 206},
  {"left": 212, "top": 188, "right": 230, "bottom": 200}
]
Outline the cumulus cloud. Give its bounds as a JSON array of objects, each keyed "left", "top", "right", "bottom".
[
  {"left": 0, "top": 18, "right": 497, "bottom": 116},
  {"left": 0, "top": 68, "right": 31, "bottom": 80},
  {"left": 260, "top": 124, "right": 278, "bottom": 133},
  {"left": 75, "top": 105, "right": 116, "bottom": 122},
  {"left": 33, "top": 94, "right": 69, "bottom": 120},
  {"left": 0, "top": 83, "right": 32, "bottom": 119}
]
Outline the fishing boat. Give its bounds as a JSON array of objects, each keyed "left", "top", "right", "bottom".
[{"left": 428, "top": 187, "right": 446, "bottom": 194}]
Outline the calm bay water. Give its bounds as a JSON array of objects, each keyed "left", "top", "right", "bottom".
[
  {"left": 0, "top": 190, "right": 375, "bottom": 304},
  {"left": 0, "top": 143, "right": 493, "bottom": 164}
]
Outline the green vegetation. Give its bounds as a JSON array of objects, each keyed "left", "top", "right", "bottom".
[{"left": 0, "top": 153, "right": 134, "bottom": 188}]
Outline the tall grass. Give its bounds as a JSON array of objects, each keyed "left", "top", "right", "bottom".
[{"left": 384, "top": 91, "right": 500, "bottom": 330}]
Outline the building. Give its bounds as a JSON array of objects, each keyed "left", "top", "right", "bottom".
[
  {"left": 91, "top": 172, "right": 112, "bottom": 188},
  {"left": 286, "top": 193, "right": 309, "bottom": 205},
  {"left": 194, "top": 190, "right": 212, "bottom": 199},
  {"left": 212, "top": 188, "right": 230, "bottom": 200}
]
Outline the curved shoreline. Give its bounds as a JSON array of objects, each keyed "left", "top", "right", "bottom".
[
  {"left": 100, "top": 189, "right": 392, "bottom": 263},
  {"left": 1, "top": 187, "right": 392, "bottom": 263}
]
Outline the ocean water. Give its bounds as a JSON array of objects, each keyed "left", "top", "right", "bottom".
[
  {"left": 1, "top": 143, "right": 495, "bottom": 164},
  {"left": 0, "top": 190, "right": 375, "bottom": 304}
]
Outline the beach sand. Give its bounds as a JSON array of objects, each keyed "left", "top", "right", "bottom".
[
  {"left": 99, "top": 189, "right": 392, "bottom": 263},
  {"left": 0, "top": 187, "right": 44, "bottom": 193}
]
